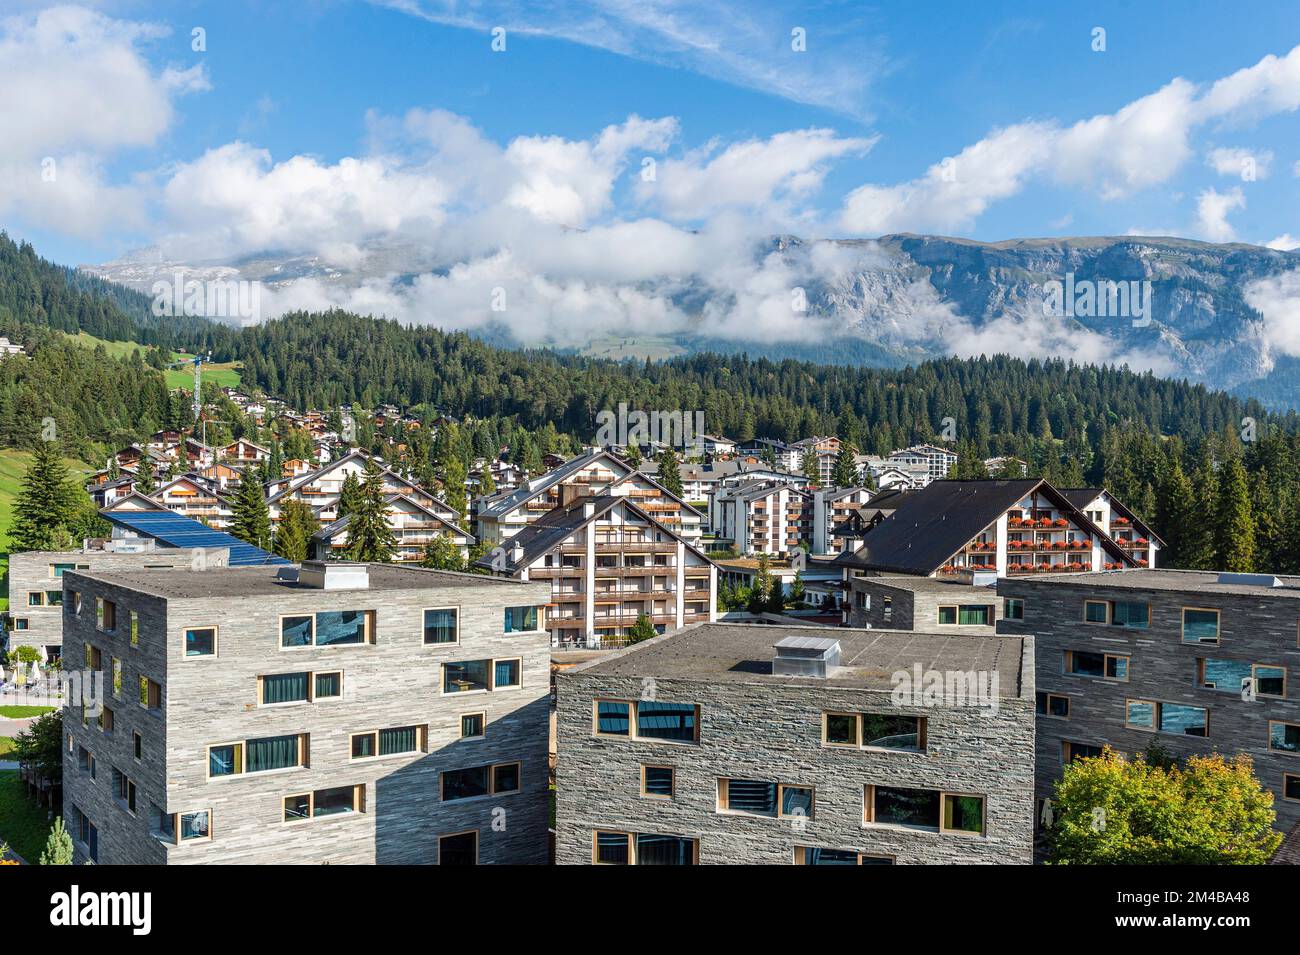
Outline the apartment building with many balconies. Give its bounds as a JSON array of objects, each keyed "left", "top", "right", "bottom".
[
  {"left": 60, "top": 561, "right": 551, "bottom": 864},
  {"left": 476, "top": 489, "right": 716, "bottom": 648},
  {"left": 812, "top": 486, "right": 874, "bottom": 556},
  {"left": 834, "top": 479, "right": 1139, "bottom": 581},
  {"left": 996, "top": 569, "right": 1300, "bottom": 837},
  {"left": 712, "top": 481, "right": 814, "bottom": 558},
  {"left": 475, "top": 450, "right": 702, "bottom": 548},
  {"left": 555, "top": 622, "right": 1035, "bottom": 864}
]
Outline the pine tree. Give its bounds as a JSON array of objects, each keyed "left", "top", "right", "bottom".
[
  {"left": 135, "top": 463, "right": 157, "bottom": 497},
  {"left": 9, "top": 440, "right": 78, "bottom": 550},
  {"left": 831, "top": 444, "right": 860, "bottom": 488},
  {"left": 346, "top": 458, "right": 396, "bottom": 562},
  {"left": 443, "top": 457, "right": 468, "bottom": 516},
  {"left": 420, "top": 533, "right": 464, "bottom": 571},
  {"left": 1155, "top": 458, "right": 1195, "bottom": 567},
  {"left": 657, "top": 449, "right": 683, "bottom": 499},
  {"left": 628, "top": 613, "right": 658, "bottom": 644},
  {"left": 803, "top": 449, "right": 821, "bottom": 486},
  {"left": 273, "top": 498, "right": 320, "bottom": 562},
  {"left": 1215, "top": 454, "right": 1257, "bottom": 572},
  {"left": 478, "top": 467, "right": 496, "bottom": 497},
  {"left": 338, "top": 471, "right": 363, "bottom": 519},
  {"left": 39, "top": 816, "right": 74, "bottom": 865},
  {"left": 230, "top": 471, "right": 273, "bottom": 550},
  {"left": 747, "top": 553, "right": 774, "bottom": 614}
]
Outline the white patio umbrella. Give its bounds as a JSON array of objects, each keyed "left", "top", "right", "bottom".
[{"left": 29, "top": 661, "right": 42, "bottom": 684}]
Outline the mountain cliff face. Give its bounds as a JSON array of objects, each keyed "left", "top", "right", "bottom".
[
  {"left": 86, "top": 234, "right": 1300, "bottom": 407},
  {"left": 772, "top": 235, "right": 1300, "bottom": 404}
]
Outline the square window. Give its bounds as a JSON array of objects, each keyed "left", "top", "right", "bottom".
[
  {"left": 492, "top": 762, "right": 520, "bottom": 794},
  {"left": 280, "top": 615, "right": 314, "bottom": 648},
  {"left": 493, "top": 658, "right": 521, "bottom": 689},
  {"left": 1084, "top": 600, "right": 1108, "bottom": 623},
  {"left": 942, "top": 794, "right": 985, "bottom": 835},
  {"left": 824, "top": 713, "right": 858, "bottom": 745},
  {"left": 314, "top": 672, "right": 342, "bottom": 699},
  {"left": 1270, "top": 722, "right": 1300, "bottom": 753},
  {"left": 185, "top": 628, "right": 217, "bottom": 657},
  {"left": 595, "top": 700, "right": 630, "bottom": 736},
  {"left": 642, "top": 766, "right": 674, "bottom": 798},
  {"left": 1285, "top": 774, "right": 1300, "bottom": 801},
  {"left": 460, "top": 713, "right": 485, "bottom": 738},
  {"left": 1126, "top": 700, "right": 1156, "bottom": 729},
  {"left": 504, "top": 605, "right": 538, "bottom": 633},
  {"left": 937, "top": 606, "right": 957, "bottom": 625},
  {"left": 595, "top": 831, "right": 630, "bottom": 865},
  {"left": 440, "top": 830, "right": 478, "bottom": 865},
  {"left": 179, "top": 810, "right": 210, "bottom": 841},
  {"left": 1004, "top": 598, "right": 1025, "bottom": 620},
  {"left": 423, "top": 608, "right": 458, "bottom": 644},
  {"left": 352, "top": 733, "right": 377, "bottom": 759},
  {"left": 1182, "top": 608, "right": 1220, "bottom": 644}
]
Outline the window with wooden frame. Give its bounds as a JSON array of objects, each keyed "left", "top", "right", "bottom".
[
  {"left": 84, "top": 644, "right": 102, "bottom": 671},
  {"left": 1035, "top": 692, "right": 1070, "bottom": 719},
  {"left": 1129, "top": 699, "right": 1210, "bottom": 736},
  {"left": 440, "top": 761, "right": 521, "bottom": 801},
  {"left": 592, "top": 830, "right": 698, "bottom": 865},
  {"left": 1269, "top": 721, "right": 1300, "bottom": 755},
  {"left": 1197, "top": 658, "right": 1285, "bottom": 698},
  {"left": 423, "top": 607, "right": 459, "bottom": 645},
  {"left": 793, "top": 846, "right": 894, "bottom": 865},
  {"left": 350, "top": 724, "right": 426, "bottom": 761},
  {"left": 1181, "top": 608, "right": 1220, "bottom": 645},
  {"left": 1064, "top": 649, "right": 1129, "bottom": 681},
  {"left": 155, "top": 807, "right": 212, "bottom": 843},
  {"left": 138, "top": 676, "right": 161, "bottom": 710},
  {"left": 1003, "top": 597, "right": 1025, "bottom": 620},
  {"left": 207, "top": 733, "right": 308, "bottom": 778},
  {"left": 279, "top": 610, "right": 375, "bottom": 649},
  {"left": 26, "top": 591, "right": 44, "bottom": 607},
  {"left": 97, "top": 598, "right": 116, "bottom": 633},
  {"left": 133, "top": 731, "right": 142, "bottom": 761},
  {"left": 129, "top": 611, "right": 139, "bottom": 648},
  {"left": 112, "top": 767, "right": 137, "bottom": 815},
  {"left": 821, "top": 712, "right": 926, "bottom": 751},
  {"left": 111, "top": 658, "right": 122, "bottom": 699},
  {"left": 1062, "top": 740, "right": 1104, "bottom": 764},
  {"left": 1083, "top": 599, "right": 1109, "bottom": 624},
  {"left": 98, "top": 706, "right": 114, "bottom": 734},
  {"left": 282, "top": 785, "right": 365, "bottom": 822},
  {"left": 594, "top": 699, "right": 701, "bottom": 743},
  {"left": 439, "top": 830, "right": 479, "bottom": 865},
  {"left": 717, "top": 778, "right": 813, "bottom": 819},
  {"left": 459, "top": 712, "right": 485, "bottom": 739},
  {"left": 1284, "top": 773, "right": 1300, "bottom": 802},
  {"left": 862, "top": 785, "right": 985, "bottom": 836},
  {"left": 184, "top": 627, "right": 217, "bottom": 658},
  {"left": 257, "top": 670, "right": 343, "bottom": 706},
  {"left": 641, "top": 765, "right": 675, "bottom": 799}
]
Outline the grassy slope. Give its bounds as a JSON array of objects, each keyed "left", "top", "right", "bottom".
[
  {"left": 63, "top": 332, "right": 242, "bottom": 390},
  {"left": 0, "top": 770, "right": 54, "bottom": 863},
  {"left": 0, "top": 706, "right": 55, "bottom": 718}
]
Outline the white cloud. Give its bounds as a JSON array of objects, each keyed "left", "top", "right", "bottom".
[
  {"left": 638, "top": 128, "right": 877, "bottom": 221},
  {"left": 1265, "top": 233, "right": 1300, "bottom": 251},
  {"left": 1194, "top": 186, "right": 1246, "bottom": 242},
  {"left": 0, "top": 5, "right": 207, "bottom": 236},
  {"left": 841, "top": 45, "right": 1300, "bottom": 236},
  {"left": 373, "top": 0, "right": 890, "bottom": 119},
  {"left": 1206, "top": 146, "right": 1273, "bottom": 179},
  {"left": 1245, "top": 269, "right": 1300, "bottom": 357}
]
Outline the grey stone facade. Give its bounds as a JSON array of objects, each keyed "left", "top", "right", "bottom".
[
  {"left": 996, "top": 570, "right": 1300, "bottom": 834},
  {"left": 60, "top": 562, "right": 551, "bottom": 864},
  {"left": 846, "top": 575, "right": 1002, "bottom": 633},
  {"left": 555, "top": 622, "right": 1036, "bottom": 864},
  {"left": 5, "top": 546, "right": 226, "bottom": 662}
]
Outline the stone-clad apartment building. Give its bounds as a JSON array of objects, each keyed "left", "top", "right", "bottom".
[
  {"left": 996, "top": 569, "right": 1300, "bottom": 834},
  {"left": 555, "top": 622, "right": 1035, "bottom": 864},
  {"left": 61, "top": 561, "right": 550, "bottom": 864},
  {"left": 5, "top": 542, "right": 229, "bottom": 664}
]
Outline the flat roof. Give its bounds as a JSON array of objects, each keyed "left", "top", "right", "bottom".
[
  {"left": 855, "top": 575, "right": 999, "bottom": 596},
  {"left": 65, "top": 562, "right": 542, "bottom": 600},
  {"left": 569, "top": 622, "right": 1025, "bottom": 696},
  {"left": 1002, "top": 568, "right": 1300, "bottom": 599}
]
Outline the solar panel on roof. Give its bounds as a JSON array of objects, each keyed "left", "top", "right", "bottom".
[{"left": 104, "top": 510, "right": 290, "bottom": 566}]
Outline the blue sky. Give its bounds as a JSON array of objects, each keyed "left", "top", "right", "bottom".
[{"left": 6, "top": 0, "right": 1299, "bottom": 266}]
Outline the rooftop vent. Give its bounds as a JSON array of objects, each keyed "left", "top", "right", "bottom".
[
  {"left": 1217, "top": 572, "right": 1285, "bottom": 589},
  {"left": 773, "top": 635, "right": 841, "bottom": 678},
  {"left": 298, "top": 560, "right": 369, "bottom": 590}
]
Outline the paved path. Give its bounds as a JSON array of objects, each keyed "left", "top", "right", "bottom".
[{"left": 0, "top": 717, "right": 35, "bottom": 738}]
